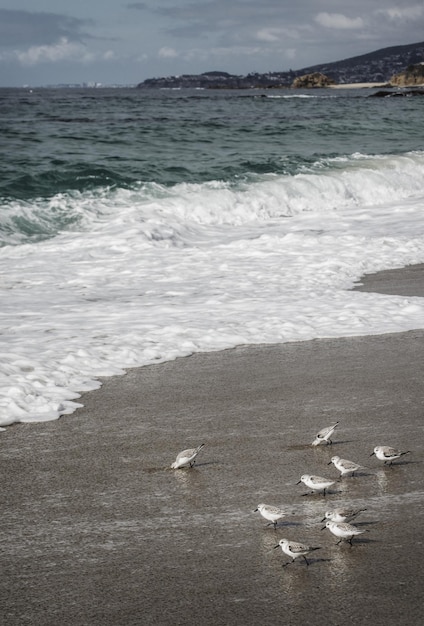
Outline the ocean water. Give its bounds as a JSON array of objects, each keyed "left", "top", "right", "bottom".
[{"left": 1, "top": 86, "right": 424, "bottom": 427}]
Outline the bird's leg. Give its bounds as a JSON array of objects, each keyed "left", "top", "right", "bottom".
[{"left": 303, "top": 556, "right": 310, "bottom": 566}]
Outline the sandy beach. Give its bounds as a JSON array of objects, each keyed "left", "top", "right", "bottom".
[
  {"left": 329, "top": 82, "right": 390, "bottom": 89},
  {"left": 2, "top": 265, "right": 424, "bottom": 625},
  {"left": 329, "top": 82, "right": 424, "bottom": 89}
]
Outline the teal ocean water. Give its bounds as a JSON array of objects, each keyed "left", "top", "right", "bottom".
[
  {"left": 1, "top": 87, "right": 423, "bottom": 241},
  {"left": 1, "top": 87, "right": 424, "bottom": 425}
]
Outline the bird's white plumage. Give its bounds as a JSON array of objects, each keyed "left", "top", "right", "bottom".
[
  {"left": 329, "top": 455, "right": 362, "bottom": 476},
  {"left": 298, "top": 474, "right": 335, "bottom": 494},
  {"left": 312, "top": 422, "right": 339, "bottom": 446},
  {"left": 323, "top": 507, "right": 366, "bottom": 523},
  {"left": 254, "top": 503, "right": 286, "bottom": 527},
  {"left": 324, "top": 520, "right": 365, "bottom": 544},
  {"left": 371, "top": 446, "right": 410, "bottom": 465},
  {"left": 171, "top": 443, "right": 205, "bottom": 469},
  {"left": 274, "top": 538, "right": 321, "bottom": 566}
]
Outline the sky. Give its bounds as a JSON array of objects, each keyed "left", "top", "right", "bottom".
[{"left": 0, "top": 1, "right": 423, "bottom": 87}]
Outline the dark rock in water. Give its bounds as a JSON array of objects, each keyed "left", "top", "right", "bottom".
[{"left": 369, "top": 89, "right": 424, "bottom": 97}]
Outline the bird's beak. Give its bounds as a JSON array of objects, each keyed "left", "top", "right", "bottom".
[
  {"left": 321, "top": 526, "right": 326, "bottom": 531},
  {"left": 370, "top": 452, "right": 375, "bottom": 457},
  {"left": 321, "top": 517, "right": 326, "bottom": 522},
  {"left": 254, "top": 508, "right": 258, "bottom": 512},
  {"left": 273, "top": 545, "right": 279, "bottom": 549},
  {"left": 327, "top": 461, "right": 332, "bottom": 465},
  {"left": 296, "top": 480, "right": 301, "bottom": 485}
]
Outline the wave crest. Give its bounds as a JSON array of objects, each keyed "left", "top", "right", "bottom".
[{"left": 1, "top": 151, "right": 424, "bottom": 247}]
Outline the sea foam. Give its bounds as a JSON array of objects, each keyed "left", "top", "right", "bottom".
[{"left": 1, "top": 152, "right": 424, "bottom": 426}]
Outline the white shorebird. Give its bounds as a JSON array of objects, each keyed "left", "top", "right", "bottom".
[
  {"left": 254, "top": 503, "right": 286, "bottom": 528},
  {"left": 328, "top": 455, "right": 362, "bottom": 477},
  {"left": 370, "top": 446, "right": 411, "bottom": 466},
  {"left": 322, "top": 507, "right": 367, "bottom": 523},
  {"left": 323, "top": 520, "right": 366, "bottom": 545},
  {"left": 297, "top": 474, "right": 336, "bottom": 496},
  {"left": 171, "top": 443, "right": 205, "bottom": 469},
  {"left": 312, "top": 422, "right": 339, "bottom": 446},
  {"left": 274, "top": 538, "right": 321, "bottom": 567}
]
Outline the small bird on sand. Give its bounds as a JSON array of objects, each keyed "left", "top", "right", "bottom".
[
  {"left": 312, "top": 422, "right": 339, "bottom": 446},
  {"left": 323, "top": 520, "right": 366, "bottom": 545},
  {"left": 254, "top": 503, "right": 286, "bottom": 528},
  {"left": 171, "top": 443, "right": 205, "bottom": 469},
  {"left": 297, "top": 474, "right": 336, "bottom": 496},
  {"left": 274, "top": 538, "right": 321, "bottom": 567},
  {"left": 322, "top": 507, "right": 367, "bottom": 523},
  {"left": 370, "top": 446, "right": 411, "bottom": 466},
  {"left": 328, "top": 455, "right": 362, "bottom": 477}
]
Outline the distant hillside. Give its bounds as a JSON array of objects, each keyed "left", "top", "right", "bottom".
[{"left": 137, "top": 41, "right": 424, "bottom": 89}]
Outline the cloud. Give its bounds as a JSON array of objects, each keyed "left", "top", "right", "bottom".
[
  {"left": 139, "top": 0, "right": 297, "bottom": 39},
  {"left": 1, "top": 37, "right": 93, "bottom": 66},
  {"left": 381, "top": 5, "right": 424, "bottom": 20},
  {"left": 0, "top": 9, "right": 121, "bottom": 69},
  {"left": 315, "top": 13, "right": 364, "bottom": 29},
  {"left": 255, "top": 27, "right": 298, "bottom": 43},
  {"left": 103, "top": 50, "right": 117, "bottom": 61},
  {"left": 158, "top": 47, "right": 179, "bottom": 58}
]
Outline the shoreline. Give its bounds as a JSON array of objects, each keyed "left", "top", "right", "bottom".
[
  {"left": 353, "top": 263, "right": 424, "bottom": 296},
  {"left": 2, "top": 264, "right": 424, "bottom": 625}
]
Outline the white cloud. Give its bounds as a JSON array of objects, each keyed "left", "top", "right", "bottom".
[
  {"left": 0, "top": 37, "right": 93, "bottom": 66},
  {"left": 158, "top": 47, "right": 178, "bottom": 58},
  {"left": 102, "top": 50, "right": 116, "bottom": 61},
  {"left": 315, "top": 13, "right": 364, "bottom": 29},
  {"left": 383, "top": 5, "right": 424, "bottom": 20},
  {"left": 0, "top": 38, "right": 125, "bottom": 67},
  {"left": 256, "top": 27, "right": 297, "bottom": 42}
]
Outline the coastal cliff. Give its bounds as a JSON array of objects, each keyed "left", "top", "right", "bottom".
[{"left": 391, "top": 63, "right": 424, "bottom": 86}]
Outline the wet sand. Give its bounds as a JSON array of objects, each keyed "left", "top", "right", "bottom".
[
  {"left": 2, "top": 265, "right": 424, "bottom": 625},
  {"left": 354, "top": 262, "right": 424, "bottom": 297}
]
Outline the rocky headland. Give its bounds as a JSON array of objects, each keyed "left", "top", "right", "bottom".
[
  {"left": 390, "top": 62, "right": 424, "bottom": 86},
  {"left": 137, "top": 41, "right": 424, "bottom": 89}
]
